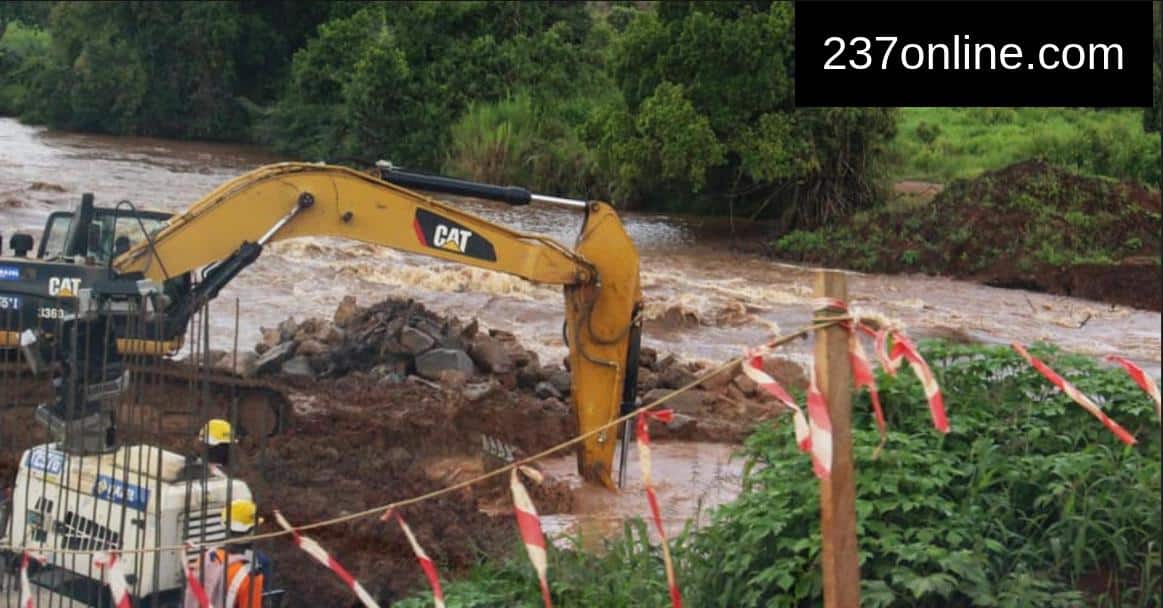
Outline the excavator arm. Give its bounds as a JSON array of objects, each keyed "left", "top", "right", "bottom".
[{"left": 115, "top": 162, "right": 642, "bottom": 488}]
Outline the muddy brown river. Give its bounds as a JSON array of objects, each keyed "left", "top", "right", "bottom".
[{"left": 1, "top": 117, "right": 1159, "bottom": 549}]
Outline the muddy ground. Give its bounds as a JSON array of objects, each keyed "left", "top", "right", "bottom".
[{"left": 0, "top": 298, "right": 799, "bottom": 606}]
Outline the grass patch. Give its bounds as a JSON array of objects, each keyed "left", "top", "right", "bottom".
[{"left": 891, "top": 108, "right": 1161, "bottom": 186}]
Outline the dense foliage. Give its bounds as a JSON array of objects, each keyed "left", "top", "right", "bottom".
[
  {"left": 0, "top": 1, "right": 898, "bottom": 225},
  {"left": 397, "top": 342, "right": 1161, "bottom": 607},
  {"left": 0, "top": 1, "right": 1157, "bottom": 220}
]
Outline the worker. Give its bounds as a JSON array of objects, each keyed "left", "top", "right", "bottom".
[
  {"left": 184, "top": 499, "right": 270, "bottom": 608},
  {"left": 198, "top": 418, "right": 234, "bottom": 470}
]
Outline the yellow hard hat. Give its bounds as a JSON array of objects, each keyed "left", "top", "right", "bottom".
[
  {"left": 199, "top": 419, "right": 233, "bottom": 446},
  {"left": 222, "top": 499, "right": 262, "bottom": 534}
]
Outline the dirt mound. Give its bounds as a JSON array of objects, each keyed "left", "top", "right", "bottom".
[
  {"left": 0, "top": 296, "right": 808, "bottom": 605},
  {"left": 776, "top": 160, "right": 1162, "bottom": 310}
]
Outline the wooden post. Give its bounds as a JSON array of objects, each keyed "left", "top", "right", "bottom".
[{"left": 814, "top": 270, "right": 861, "bottom": 607}]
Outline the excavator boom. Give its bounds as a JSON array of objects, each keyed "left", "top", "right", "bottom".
[{"left": 113, "top": 162, "right": 641, "bottom": 487}]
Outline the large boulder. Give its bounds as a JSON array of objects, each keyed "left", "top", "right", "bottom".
[
  {"left": 469, "top": 335, "right": 512, "bottom": 374},
  {"left": 253, "top": 341, "right": 295, "bottom": 376},
  {"left": 642, "top": 387, "right": 707, "bottom": 416},
  {"left": 281, "top": 355, "right": 315, "bottom": 378},
  {"left": 400, "top": 326, "right": 437, "bottom": 354},
  {"left": 333, "top": 296, "right": 360, "bottom": 327},
  {"left": 415, "top": 348, "right": 476, "bottom": 381}
]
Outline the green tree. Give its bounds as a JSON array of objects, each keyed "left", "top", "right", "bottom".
[
  {"left": 590, "top": 2, "right": 896, "bottom": 225},
  {"left": 266, "top": 1, "right": 603, "bottom": 169}
]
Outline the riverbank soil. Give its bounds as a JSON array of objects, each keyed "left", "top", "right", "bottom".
[
  {"left": 0, "top": 298, "right": 800, "bottom": 605},
  {"left": 774, "top": 161, "right": 1162, "bottom": 311}
]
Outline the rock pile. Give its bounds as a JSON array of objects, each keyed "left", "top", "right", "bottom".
[{"left": 239, "top": 295, "right": 808, "bottom": 441}]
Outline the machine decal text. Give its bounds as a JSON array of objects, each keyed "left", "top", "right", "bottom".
[
  {"left": 93, "top": 475, "right": 150, "bottom": 511},
  {"left": 48, "top": 277, "right": 81, "bottom": 297},
  {"left": 27, "top": 446, "right": 66, "bottom": 476}
]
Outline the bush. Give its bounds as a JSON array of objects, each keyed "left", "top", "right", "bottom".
[
  {"left": 681, "top": 341, "right": 1160, "bottom": 607},
  {"left": 398, "top": 342, "right": 1160, "bottom": 607},
  {"left": 443, "top": 93, "right": 601, "bottom": 197}
]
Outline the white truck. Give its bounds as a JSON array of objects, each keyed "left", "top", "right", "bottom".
[{"left": 2, "top": 442, "right": 254, "bottom": 606}]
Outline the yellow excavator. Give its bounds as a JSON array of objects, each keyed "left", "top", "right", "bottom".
[{"left": 1, "top": 162, "right": 643, "bottom": 489}]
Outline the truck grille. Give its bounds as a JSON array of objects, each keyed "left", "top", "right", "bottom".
[{"left": 183, "top": 509, "right": 227, "bottom": 561}]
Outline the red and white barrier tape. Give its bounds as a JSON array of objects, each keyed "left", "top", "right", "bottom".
[
  {"left": 1106, "top": 355, "right": 1162, "bottom": 420},
  {"left": 806, "top": 363, "right": 834, "bottom": 479},
  {"left": 91, "top": 552, "right": 132, "bottom": 608},
  {"left": 19, "top": 552, "right": 46, "bottom": 608},
  {"left": 742, "top": 352, "right": 810, "bottom": 452},
  {"left": 510, "top": 466, "right": 552, "bottom": 608},
  {"left": 888, "top": 332, "right": 949, "bottom": 433},
  {"left": 1013, "top": 344, "right": 1136, "bottom": 445},
  {"left": 871, "top": 327, "right": 904, "bottom": 377},
  {"left": 183, "top": 543, "right": 213, "bottom": 608},
  {"left": 848, "top": 328, "right": 887, "bottom": 446},
  {"left": 185, "top": 566, "right": 212, "bottom": 608},
  {"left": 274, "top": 510, "right": 381, "bottom": 608},
  {"left": 381, "top": 510, "right": 445, "bottom": 608},
  {"left": 635, "top": 410, "right": 683, "bottom": 608}
]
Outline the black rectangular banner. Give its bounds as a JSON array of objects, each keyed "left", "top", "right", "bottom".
[{"left": 795, "top": 1, "right": 1155, "bottom": 107}]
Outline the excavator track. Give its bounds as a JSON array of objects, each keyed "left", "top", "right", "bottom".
[{"left": 1, "top": 357, "right": 289, "bottom": 440}]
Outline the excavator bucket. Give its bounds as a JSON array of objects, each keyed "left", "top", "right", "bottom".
[{"left": 564, "top": 202, "right": 642, "bottom": 489}]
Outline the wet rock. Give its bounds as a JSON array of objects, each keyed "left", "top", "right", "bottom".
[
  {"left": 535, "top": 382, "right": 563, "bottom": 400},
  {"left": 281, "top": 356, "right": 315, "bottom": 378},
  {"left": 659, "top": 364, "right": 697, "bottom": 390},
  {"left": 488, "top": 328, "right": 517, "bottom": 342},
  {"left": 296, "top": 339, "right": 327, "bottom": 357},
  {"left": 462, "top": 380, "right": 499, "bottom": 403},
  {"left": 637, "top": 368, "right": 659, "bottom": 392},
  {"left": 469, "top": 335, "right": 511, "bottom": 374},
  {"left": 294, "top": 318, "right": 327, "bottom": 342},
  {"left": 254, "top": 341, "right": 295, "bottom": 375},
  {"left": 654, "top": 353, "right": 676, "bottom": 374},
  {"left": 699, "top": 362, "right": 737, "bottom": 391},
  {"left": 322, "top": 326, "right": 345, "bottom": 346},
  {"left": 732, "top": 373, "right": 758, "bottom": 397},
  {"left": 259, "top": 326, "right": 281, "bottom": 350},
  {"left": 510, "top": 348, "right": 538, "bottom": 369},
  {"left": 639, "top": 347, "right": 658, "bottom": 370},
  {"left": 277, "top": 317, "right": 299, "bottom": 342},
  {"left": 548, "top": 370, "right": 571, "bottom": 395},
  {"left": 400, "top": 326, "right": 436, "bottom": 354},
  {"left": 517, "top": 366, "right": 541, "bottom": 390},
  {"left": 415, "top": 348, "right": 475, "bottom": 381},
  {"left": 642, "top": 388, "right": 706, "bottom": 415},
  {"left": 438, "top": 332, "right": 467, "bottom": 352},
  {"left": 333, "top": 296, "right": 360, "bottom": 327},
  {"left": 763, "top": 357, "right": 808, "bottom": 392}
]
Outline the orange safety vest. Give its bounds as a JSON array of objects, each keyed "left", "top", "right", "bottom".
[
  {"left": 186, "top": 548, "right": 264, "bottom": 608},
  {"left": 221, "top": 548, "right": 264, "bottom": 608}
]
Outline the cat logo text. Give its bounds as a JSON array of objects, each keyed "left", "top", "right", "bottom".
[{"left": 433, "top": 225, "right": 473, "bottom": 253}]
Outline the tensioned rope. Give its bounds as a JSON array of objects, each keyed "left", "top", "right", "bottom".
[{"left": 0, "top": 315, "right": 850, "bottom": 556}]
